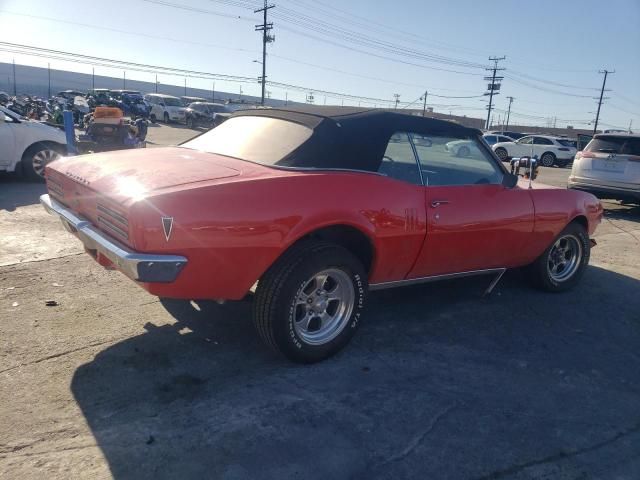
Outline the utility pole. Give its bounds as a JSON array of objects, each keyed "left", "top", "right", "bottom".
[
  {"left": 484, "top": 56, "right": 505, "bottom": 129},
  {"left": 184, "top": 78, "right": 187, "bottom": 96},
  {"left": 393, "top": 93, "right": 400, "bottom": 109},
  {"left": 48, "top": 63, "right": 51, "bottom": 98},
  {"left": 593, "top": 69, "right": 614, "bottom": 135},
  {"left": 123, "top": 71, "right": 126, "bottom": 89},
  {"left": 505, "top": 96, "right": 514, "bottom": 130},
  {"left": 421, "top": 90, "right": 428, "bottom": 117},
  {"left": 12, "top": 58, "right": 16, "bottom": 96},
  {"left": 629, "top": 119, "right": 633, "bottom": 134},
  {"left": 285, "top": 91, "right": 288, "bottom": 105},
  {"left": 92, "top": 67, "right": 95, "bottom": 90},
  {"left": 255, "top": 0, "right": 275, "bottom": 106},
  {"left": 212, "top": 81, "right": 215, "bottom": 102},
  {"left": 155, "top": 74, "right": 158, "bottom": 93}
]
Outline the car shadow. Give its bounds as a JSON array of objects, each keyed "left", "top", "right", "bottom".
[
  {"left": 71, "top": 266, "right": 640, "bottom": 479},
  {"left": 600, "top": 200, "right": 640, "bottom": 223},
  {"left": 0, "top": 175, "right": 46, "bottom": 211}
]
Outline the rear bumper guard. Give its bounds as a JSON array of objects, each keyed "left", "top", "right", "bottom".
[{"left": 40, "top": 194, "right": 187, "bottom": 283}]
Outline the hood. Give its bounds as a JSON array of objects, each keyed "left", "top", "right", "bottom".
[
  {"left": 47, "top": 147, "right": 241, "bottom": 203},
  {"left": 26, "top": 120, "right": 67, "bottom": 143}
]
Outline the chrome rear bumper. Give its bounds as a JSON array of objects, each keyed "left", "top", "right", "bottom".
[{"left": 40, "top": 194, "right": 187, "bottom": 283}]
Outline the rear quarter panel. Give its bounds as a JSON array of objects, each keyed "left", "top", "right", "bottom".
[{"left": 131, "top": 171, "right": 427, "bottom": 300}]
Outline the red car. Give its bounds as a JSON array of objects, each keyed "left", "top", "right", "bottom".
[{"left": 41, "top": 107, "right": 603, "bottom": 363}]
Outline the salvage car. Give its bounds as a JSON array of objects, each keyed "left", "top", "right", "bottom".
[
  {"left": 0, "top": 105, "right": 66, "bottom": 180},
  {"left": 41, "top": 107, "right": 602, "bottom": 362},
  {"left": 185, "top": 102, "right": 231, "bottom": 129}
]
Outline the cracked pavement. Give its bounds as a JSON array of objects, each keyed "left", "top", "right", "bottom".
[{"left": 1, "top": 142, "right": 640, "bottom": 479}]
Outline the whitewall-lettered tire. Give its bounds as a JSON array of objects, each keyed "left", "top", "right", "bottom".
[{"left": 253, "top": 240, "right": 368, "bottom": 363}]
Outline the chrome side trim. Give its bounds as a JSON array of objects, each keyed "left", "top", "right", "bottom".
[
  {"left": 40, "top": 194, "right": 187, "bottom": 283},
  {"left": 369, "top": 268, "right": 507, "bottom": 291}
]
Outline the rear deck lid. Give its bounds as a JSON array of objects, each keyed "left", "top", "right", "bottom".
[{"left": 48, "top": 147, "right": 241, "bottom": 203}]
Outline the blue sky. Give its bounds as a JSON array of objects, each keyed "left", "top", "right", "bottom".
[{"left": 0, "top": 0, "right": 638, "bottom": 129}]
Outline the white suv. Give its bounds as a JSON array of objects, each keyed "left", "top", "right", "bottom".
[
  {"left": 144, "top": 94, "right": 187, "bottom": 124},
  {"left": 492, "top": 135, "right": 577, "bottom": 167},
  {"left": 0, "top": 106, "right": 67, "bottom": 180},
  {"left": 568, "top": 133, "right": 640, "bottom": 204}
]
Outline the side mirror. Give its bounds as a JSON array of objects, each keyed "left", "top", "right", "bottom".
[{"left": 502, "top": 172, "right": 518, "bottom": 188}]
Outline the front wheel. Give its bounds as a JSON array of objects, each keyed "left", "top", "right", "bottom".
[
  {"left": 22, "top": 143, "right": 63, "bottom": 181},
  {"left": 253, "top": 241, "right": 368, "bottom": 363},
  {"left": 163, "top": 112, "right": 170, "bottom": 124},
  {"left": 525, "top": 222, "right": 590, "bottom": 292}
]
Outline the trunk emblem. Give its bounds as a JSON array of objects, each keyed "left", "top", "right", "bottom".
[{"left": 161, "top": 217, "right": 174, "bottom": 242}]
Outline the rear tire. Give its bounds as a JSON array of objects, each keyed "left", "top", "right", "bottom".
[
  {"left": 163, "top": 112, "right": 170, "bottom": 124},
  {"left": 495, "top": 147, "right": 508, "bottom": 162},
  {"left": 253, "top": 240, "right": 368, "bottom": 363},
  {"left": 150, "top": 113, "right": 157, "bottom": 123},
  {"left": 525, "top": 222, "right": 590, "bottom": 292},
  {"left": 540, "top": 152, "right": 556, "bottom": 167}
]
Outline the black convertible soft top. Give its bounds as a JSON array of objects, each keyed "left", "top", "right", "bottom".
[{"left": 230, "top": 106, "right": 482, "bottom": 172}]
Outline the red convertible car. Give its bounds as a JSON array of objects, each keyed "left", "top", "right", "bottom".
[{"left": 41, "top": 107, "right": 603, "bottom": 362}]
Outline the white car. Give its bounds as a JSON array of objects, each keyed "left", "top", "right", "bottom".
[
  {"left": 144, "top": 94, "right": 187, "bottom": 124},
  {"left": 568, "top": 133, "right": 640, "bottom": 204},
  {"left": 0, "top": 106, "right": 67, "bottom": 180},
  {"left": 492, "top": 135, "right": 577, "bottom": 167},
  {"left": 445, "top": 134, "right": 514, "bottom": 157}
]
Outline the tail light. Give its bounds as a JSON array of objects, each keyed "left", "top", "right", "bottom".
[{"left": 574, "top": 151, "right": 595, "bottom": 161}]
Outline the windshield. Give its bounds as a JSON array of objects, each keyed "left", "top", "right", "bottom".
[
  {"left": 586, "top": 136, "right": 640, "bottom": 155},
  {"left": 182, "top": 116, "right": 313, "bottom": 164},
  {"left": 164, "top": 97, "right": 182, "bottom": 107}
]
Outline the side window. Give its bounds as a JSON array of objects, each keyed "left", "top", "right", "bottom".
[
  {"left": 518, "top": 136, "right": 533, "bottom": 145},
  {"left": 534, "top": 137, "right": 553, "bottom": 145},
  {"left": 413, "top": 134, "right": 503, "bottom": 186},
  {"left": 484, "top": 135, "right": 496, "bottom": 144},
  {"left": 377, "top": 132, "right": 422, "bottom": 185}
]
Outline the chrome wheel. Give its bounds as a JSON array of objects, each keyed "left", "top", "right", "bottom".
[
  {"left": 31, "top": 149, "right": 60, "bottom": 178},
  {"left": 547, "top": 234, "right": 582, "bottom": 282},
  {"left": 293, "top": 268, "right": 355, "bottom": 346}
]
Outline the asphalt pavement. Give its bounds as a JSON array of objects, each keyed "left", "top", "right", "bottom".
[{"left": 1, "top": 126, "right": 639, "bottom": 479}]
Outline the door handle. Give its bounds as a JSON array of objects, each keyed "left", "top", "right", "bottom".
[{"left": 430, "top": 200, "right": 450, "bottom": 208}]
